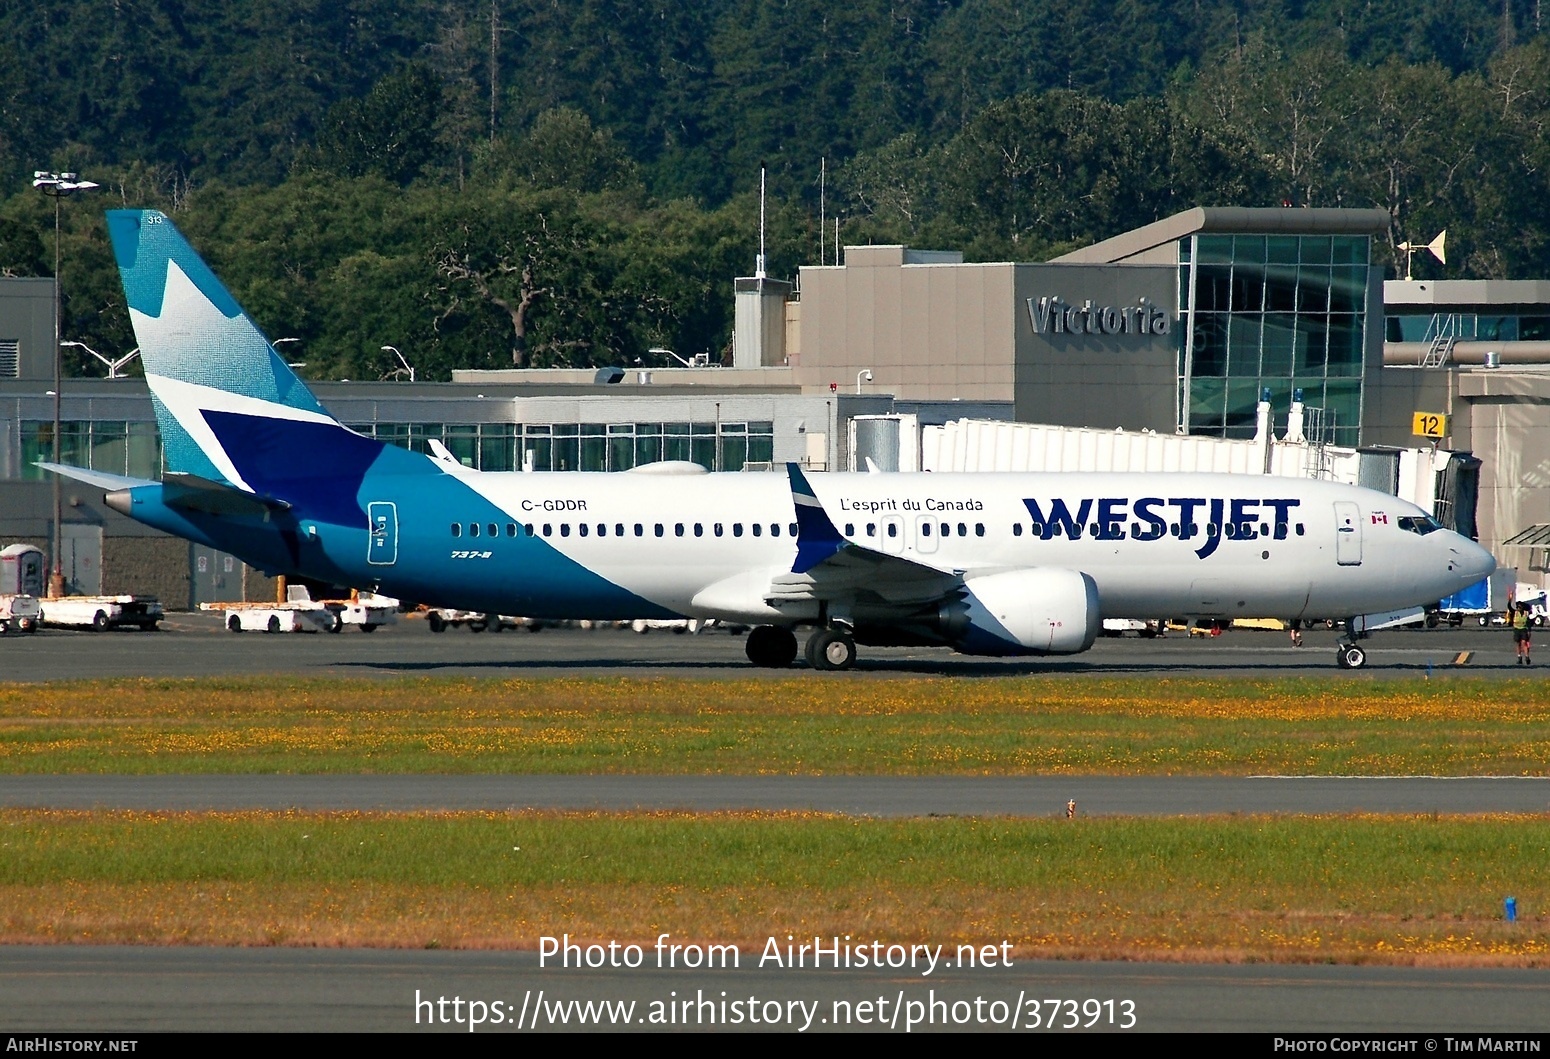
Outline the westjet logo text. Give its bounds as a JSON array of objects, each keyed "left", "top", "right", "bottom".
[{"left": 1021, "top": 497, "right": 1304, "bottom": 559}]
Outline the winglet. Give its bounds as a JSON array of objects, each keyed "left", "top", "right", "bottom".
[{"left": 786, "top": 462, "right": 848, "bottom": 573}]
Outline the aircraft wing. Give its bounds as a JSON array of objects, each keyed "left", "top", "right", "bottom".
[{"left": 775, "top": 463, "right": 960, "bottom": 606}]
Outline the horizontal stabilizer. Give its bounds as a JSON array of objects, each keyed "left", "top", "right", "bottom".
[
  {"left": 160, "top": 472, "right": 292, "bottom": 517},
  {"left": 37, "top": 462, "right": 158, "bottom": 492}
]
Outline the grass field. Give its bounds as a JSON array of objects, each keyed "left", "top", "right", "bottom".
[
  {"left": 2, "top": 675, "right": 1548, "bottom": 775},
  {"left": 1, "top": 810, "right": 1544, "bottom": 963},
  {"left": 9, "top": 674, "right": 1547, "bottom": 965}
]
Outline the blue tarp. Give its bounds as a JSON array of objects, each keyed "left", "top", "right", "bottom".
[{"left": 1439, "top": 577, "right": 1491, "bottom": 613}]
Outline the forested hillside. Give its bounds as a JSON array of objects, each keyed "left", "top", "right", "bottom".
[{"left": 3, "top": 0, "right": 1550, "bottom": 379}]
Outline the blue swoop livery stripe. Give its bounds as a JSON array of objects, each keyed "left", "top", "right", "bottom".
[
  {"left": 786, "top": 462, "right": 847, "bottom": 573},
  {"left": 386, "top": 474, "right": 680, "bottom": 620},
  {"left": 105, "top": 209, "right": 325, "bottom": 420},
  {"left": 203, "top": 410, "right": 674, "bottom": 617},
  {"left": 113, "top": 470, "right": 677, "bottom": 620}
]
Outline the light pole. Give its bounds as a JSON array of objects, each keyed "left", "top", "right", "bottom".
[
  {"left": 272, "top": 337, "right": 304, "bottom": 372},
  {"left": 33, "top": 171, "right": 99, "bottom": 598},
  {"left": 381, "top": 345, "right": 415, "bottom": 382},
  {"left": 650, "top": 346, "right": 696, "bottom": 368},
  {"left": 61, "top": 340, "right": 140, "bottom": 379}
]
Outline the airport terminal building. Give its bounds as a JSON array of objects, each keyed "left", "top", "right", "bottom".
[
  {"left": 791, "top": 208, "right": 1385, "bottom": 449},
  {"left": 4, "top": 205, "right": 1550, "bottom": 603}
]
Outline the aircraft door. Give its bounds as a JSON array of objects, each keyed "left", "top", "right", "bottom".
[
  {"left": 1334, "top": 502, "right": 1362, "bottom": 566},
  {"left": 367, "top": 502, "right": 399, "bottom": 566},
  {"left": 914, "top": 515, "right": 938, "bottom": 554},
  {"left": 880, "top": 514, "right": 906, "bottom": 555}
]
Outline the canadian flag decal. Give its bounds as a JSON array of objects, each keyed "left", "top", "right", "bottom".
[{"left": 1371, "top": 512, "right": 1389, "bottom": 524}]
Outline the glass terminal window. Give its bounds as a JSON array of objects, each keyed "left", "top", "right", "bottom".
[{"left": 1181, "top": 233, "right": 1369, "bottom": 447}]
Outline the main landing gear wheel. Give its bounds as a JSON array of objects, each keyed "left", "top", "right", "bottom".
[
  {"left": 744, "top": 625, "right": 798, "bottom": 668},
  {"left": 1337, "top": 643, "right": 1367, "bottom": 669},
  {"left": 805, "top": 628, "right": 857, "bottom": 671}
]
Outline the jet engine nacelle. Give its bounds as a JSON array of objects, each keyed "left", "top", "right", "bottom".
[{"left": 948, "top": 568, "right": 1101, "bottom": 656}]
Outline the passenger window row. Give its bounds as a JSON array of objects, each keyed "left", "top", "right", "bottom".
[
  {"left": 447, "top": 518, "right": 1307, "bottom": 543},
  {"left": 1010, "top": 521, "right": 1307, "bottom": 540},
  {"left": 450, "top": 521, "right": 800, "bottom": 539},
  {"left": 842, "top": 522, "right": 987, "bottom": 538}
]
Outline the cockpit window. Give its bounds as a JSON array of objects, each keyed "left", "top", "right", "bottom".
[{"left": 1397, "top": 515, "right": 1443, "bottom": 536}]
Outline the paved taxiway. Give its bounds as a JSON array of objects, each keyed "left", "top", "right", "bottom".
[
  {"left": 0, "top": 611, "right": 1538, "bottom": 681},
  {"left": 3, "top": 947, "right": 1548, "bottom": 1033},
  {"left": 3, "top": 774, "right": 1548, "bottom": 815}
]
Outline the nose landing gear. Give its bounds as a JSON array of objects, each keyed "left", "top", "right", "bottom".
[
  {"left": 1336, "top": 641, "right": 1367, "bottom": 669},
  {"left": 1335, "top": 616, "right": 1370, "bottom": 669}
]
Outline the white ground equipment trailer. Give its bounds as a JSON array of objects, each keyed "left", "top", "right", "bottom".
[
  {"left": 204, "top": 587, "right": 398, "bottom": 633},
  {"left": 425, "top": 609, "right": 540, "bottom": 633},
  {"left": 40, "top": 595, "right": 164, "bottom": 631},
  {"left": 0, "top": 594, "right": 41, "bottom": 634}
]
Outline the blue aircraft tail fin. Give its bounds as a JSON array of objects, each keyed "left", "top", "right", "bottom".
[
  {"left": 105, "top": 210, "right": 398, "bottom": 523},
  {"left": 105, "top": 209, "right": 350, "bottom": 483}
]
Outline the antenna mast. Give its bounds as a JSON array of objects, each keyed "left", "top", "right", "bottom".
[
  {"left": 756, "top": 163, "right": 767, "bottom": 280},
  {"left": 819, "top": 158, "right": 825, "bottom": 265}
]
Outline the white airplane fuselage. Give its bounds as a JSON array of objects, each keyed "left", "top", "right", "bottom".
[{"left": 371, "top": 465, "right": 1488, "bottom": 627}]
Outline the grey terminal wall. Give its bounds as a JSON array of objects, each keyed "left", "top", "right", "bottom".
[{"left": 1012, "top": 263, "right": 1178, "bottom": 433}]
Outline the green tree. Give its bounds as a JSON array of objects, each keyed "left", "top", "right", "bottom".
[
  {"left": 312, "top": 65, "right": 447, "bottom": 184},
  {"left": 1176, "top": 40, "right": 1361, "bottom": 208},
  {"left": 475, "top": 107, "right": 639, "bottom": 193},
  {"left": 705, "top": 0, "right": 935, "bottom": 191},
  {"left": 429, "top": 185, "right": 607, "bottom": 367}
]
